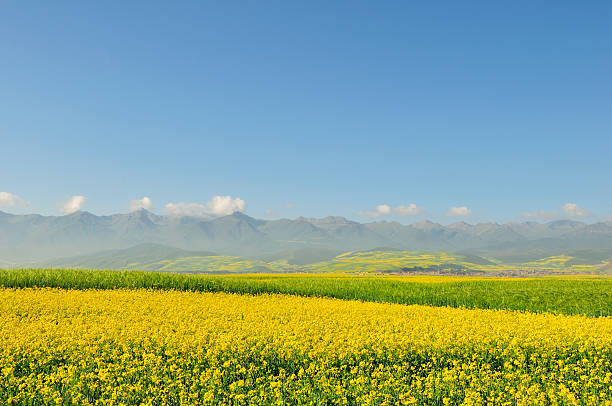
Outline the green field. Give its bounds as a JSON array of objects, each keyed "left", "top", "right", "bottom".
[
  {"left": 39, "top": 245, "right": 612, "bottom": 275},
  {"left": 3, "top": 268, "right": 612, "bottom": 316}
]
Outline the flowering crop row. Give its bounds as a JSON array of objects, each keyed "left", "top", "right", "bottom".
[
  {"left": 1, "top": 288, "right": 611, "bottom": 405},
  {"left": 2, "top": 269, "right": 612, "bottom": 316}
]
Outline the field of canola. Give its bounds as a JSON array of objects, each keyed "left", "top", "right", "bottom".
[
  {"left": 1, "top": 271, "right": 612, "bottom": 405},
  {"left": 3, "top": 269, "right": 612, "bottom": 316}
]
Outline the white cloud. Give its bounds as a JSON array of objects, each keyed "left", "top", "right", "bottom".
[
  {"left": 206, "top": 195, "right": 246, "bottom": 216},
  {"left": 129, "top": 197, "right": 153, "bottom": 211},
  {"left": 60, "top": 195, "right": 86, "bottom": 214},
  {"left": 561, "top": 203, "right": 591, "bottom": 218},
  {"left": 164, "top": 202, "right": 208, "bottom": 217},
  {"left": 446, "top": 206, "right": 472, "bottom": 217},
  {"left": 164, "top": 195, "right": 246, "bottom": 218},
  {"left": 358, "top": 203, "right": 423, "bottom": 218},
  {"left": 520, "top": 210, "right": 560, "bottom": 220},
  {"left": 265, "top": 209, "right": 278, "bottom": 217},
  {"left": 520, "top": 204, "right": 592, "bottom": 220},
  {"left": 376, "top": 204, "right": 391, "bottom": 215},
  {"left": 393, "top": 204, "right": 423, "bottom": 216},
  {"left": 0, "top": 192, "right": 29, "bottom": 207}
]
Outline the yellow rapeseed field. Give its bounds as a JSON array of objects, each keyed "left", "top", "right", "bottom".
[{"left": 1, "top": 288, "right": 611, "bottom": 405}]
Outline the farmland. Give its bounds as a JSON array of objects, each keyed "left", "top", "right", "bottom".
[
  {"left": 1, "top": 269, "right": 611, "bottom": 405},
  {"left": 37, "top": 246, "right": 612, "bottom": 275},
  {"left": 2, "top": 269, "right": 612, "bottom": 316}
]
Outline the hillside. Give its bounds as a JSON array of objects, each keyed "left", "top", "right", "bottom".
[
  {"left": 38, "top": 244, "right": 217, "bottom": 270},
  {"left": 29, "top": 244, "right": 611, "bottom": 275},
  {"left": 259, "top": 247, "right": 340, "bottom": 265}
]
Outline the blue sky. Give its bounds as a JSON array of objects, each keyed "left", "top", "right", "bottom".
[{"left": 1, "top": 1, "right": 611, "bottom": 223}]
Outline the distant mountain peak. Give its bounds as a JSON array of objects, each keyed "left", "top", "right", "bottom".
[
  {"left": 213, "top": 211, "right": 267, "bottom": 228},
  {"left": 298, "top": 216, "right": 353, "bottom": 225},
  {"left": 319, "top": 216, "right": 351, "bottom": 223},
  {"left": 124, "top": 208, "right": 160, "bottom": 223},
  {"left": 229, "top": 211, "right": 252, "bottom": 219},
  {"left": 448, "top": 221, "right": 472, "bottom": 229},
  {"left": 64, "top": 210, "right": 97, "bottom": 219},
  {"left": 546, "top": 219, "right": 585, "bottom": 230},
  {"left": 222, "top": 211, "right": 263, "bottom": 224},
  {"left": 371, "top": 220, "right": 401, "bottom": 225},
  {"left": 411, "top": 220, "right": 442, "bottom": 229},
  {"left": 127, "top": 208, "right": 153, "bottom": 216}
]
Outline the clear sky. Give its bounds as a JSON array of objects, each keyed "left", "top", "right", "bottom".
[{"left": 1, "top": 1, "right": 611, "bottom": 223}]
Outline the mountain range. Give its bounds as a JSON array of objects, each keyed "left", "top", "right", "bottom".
[{"left": 1, "top": 209, "right": 612, "bottom": 266}]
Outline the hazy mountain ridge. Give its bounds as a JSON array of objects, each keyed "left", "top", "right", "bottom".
[
  {"left": 1, "top": 209, "right": 611, "bottom": 264},
  {"left": 37, "top": 243, "right": 217, "bottom": 270}
]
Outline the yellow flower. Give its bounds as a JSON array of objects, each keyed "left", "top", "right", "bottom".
[{"left": 0, "top": 287, "right": 611, "bottom": 404}]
